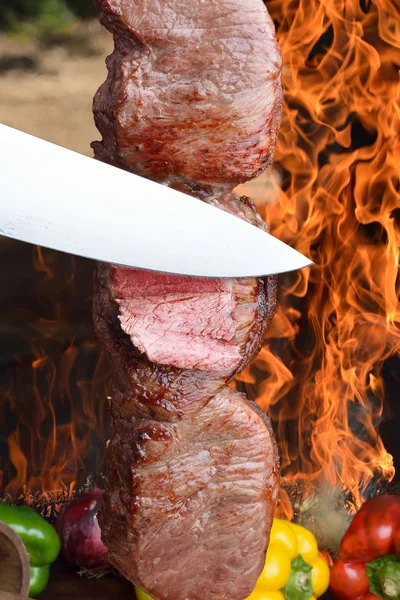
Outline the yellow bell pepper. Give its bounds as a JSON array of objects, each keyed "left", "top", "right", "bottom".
[
  {"left": 135, "top": 587, "right": 153, "bottom": 600},
  {"left": 246, "top": 518, "right": 330, "bottom": 600}
]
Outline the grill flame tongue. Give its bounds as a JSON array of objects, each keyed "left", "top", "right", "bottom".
[{"left": 235, "top": 0, "right": 399, "bottom": 509}]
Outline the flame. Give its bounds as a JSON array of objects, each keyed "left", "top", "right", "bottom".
[
  {"left": 0, "top": 246, "right": 110, "bottom": 500},
  {"left": 236, "top": 0, "right": 399, "bottom": 507},
  {"left": 1, "top": 1, "right": 398, "bottom": 513}
]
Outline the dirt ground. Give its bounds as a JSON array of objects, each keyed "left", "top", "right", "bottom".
[{"left": 0, "top": 20, "right": 113, "bottom": 155}]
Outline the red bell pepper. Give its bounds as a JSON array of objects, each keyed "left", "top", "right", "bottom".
[{"left": 330, "top": 495, "right": 400, "bottom": 600}]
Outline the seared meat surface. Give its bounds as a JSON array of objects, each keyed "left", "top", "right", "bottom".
[
  {"left": 92, "top": 0, "right": 282, "bottom": 186},
  {"left": 103, "top": 391, "right": 277, "bottom": 600},
  {"left": 92, "top": 0, "right": 282, "bottom": 598}
]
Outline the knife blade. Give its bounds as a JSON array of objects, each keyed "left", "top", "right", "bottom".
[{"left": 0, "top": 123, "right": 312, "bottom": 278}]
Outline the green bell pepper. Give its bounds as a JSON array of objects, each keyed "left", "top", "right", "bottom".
[{"left": 0, "top": 503, "right": 60, "bottom": 597}]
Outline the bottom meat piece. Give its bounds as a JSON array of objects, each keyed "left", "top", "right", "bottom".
[
  {"left": 103, "top": 387, "right": 278, "bottom": 600},
  {"left": 93, "top": 264, "right": 279, "bottom": 600}
]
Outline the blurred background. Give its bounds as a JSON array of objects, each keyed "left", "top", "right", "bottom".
[{"left": 0, "top": 0, "right": 111, "bottom": 154}]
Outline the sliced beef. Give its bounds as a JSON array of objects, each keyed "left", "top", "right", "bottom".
[
  {"left": 114, "top": 268, "right": 270, "bottom": 371},
  {"left": 92, "top": 0, "right": 282, "bottom": 598},
  {"left": 93, "top": 265, "right": 279, "bottom": 600},
  {"left": 93, "top": 262, "right": 277, "bottom": 418},
  {"left": 92, "top": 0, "right": 282, "bottom": 186}
]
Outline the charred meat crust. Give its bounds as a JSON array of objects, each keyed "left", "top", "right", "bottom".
[
  {"left": 99, "top": 387, "right": 279, "bottom": 600},
  {"left": 91, "top": 0, "right": 283, "bottom": 187},
  {"left": 92, "top": 0, "right": 282, "bottom": 597}
]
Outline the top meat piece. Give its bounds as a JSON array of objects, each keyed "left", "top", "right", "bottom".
[{"left": 92, "top": 0, "right": 282, "bottom": 186}]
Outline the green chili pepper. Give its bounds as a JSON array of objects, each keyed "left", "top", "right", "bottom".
[{"left": 0, "top": 503, "right": 60, "bottom": 597}]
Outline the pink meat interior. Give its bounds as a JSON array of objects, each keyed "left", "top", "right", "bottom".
[{"left": 113, "top": 267, "right": 258, "bottom": 371}]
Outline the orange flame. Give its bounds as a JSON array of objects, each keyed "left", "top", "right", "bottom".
[
  {"left": 236, "top": 0, "right": 399, "bottom": 507},
  {"left": 1, "top": 2, "right": 399, "bottom": 514},
  {"left": 0, "top": 246, "right": 110, "bottom": 500}
]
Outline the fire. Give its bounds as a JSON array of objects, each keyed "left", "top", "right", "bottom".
[
  {"left": 236, "top": 0, "right": 399, "bottom": 507},
  {"left": 1, "top": 0, "right": 399, "bottom": 518},
  {"left": 0, "top": 246, "right": 110, "bottom": 500}
]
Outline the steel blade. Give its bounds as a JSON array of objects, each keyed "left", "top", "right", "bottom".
[{"left": 0, "top": 123, "right": 312, "bottom": 278}]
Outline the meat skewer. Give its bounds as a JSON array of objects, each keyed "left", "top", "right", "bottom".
[{"left": 92, "top": 1, "right": 283, "bottom": 598}]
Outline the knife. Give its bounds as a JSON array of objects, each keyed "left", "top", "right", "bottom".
[{"left": 0, "top": 123, "right": 312, "bottom": 278}]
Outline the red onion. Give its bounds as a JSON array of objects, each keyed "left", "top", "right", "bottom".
[{"left": 57, "top": 488, "right": 109, "bottom": 569}]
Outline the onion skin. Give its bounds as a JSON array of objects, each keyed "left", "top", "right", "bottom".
[{"left": 57, "top": 488, "right": 109, "bottom": 569}]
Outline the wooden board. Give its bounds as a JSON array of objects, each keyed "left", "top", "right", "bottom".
[{"left": 37, "top": 559, "right": 135, "bottom": 600}]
